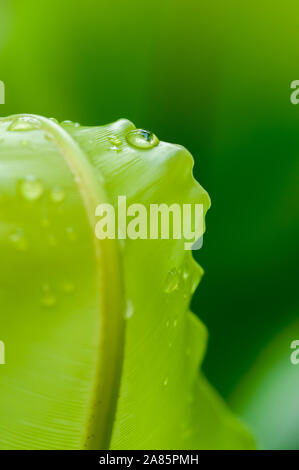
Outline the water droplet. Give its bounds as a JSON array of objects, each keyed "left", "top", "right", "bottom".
[
  {"left": 48, "top": 117, "right": 59, "bottom": 124},
  {"left": 60, "top": 280, "right": 75, "bottom": 294},
  {"left": 163, "top": 377, "right": 169, "bottom": 387},
  {"left": 66, "top": 226, "right": 77, "bottom": 241},
  {"left": 62, "top": 120, "right": 80, "bottom": 128},
  {"left": 50, "top": 186, "right": 65, "bottom": 203},
  {"left": 126, "top": 129, "right": 159, "bottom": 150},
  {"left": 164, "top": 268, "right": 180, "bottom": 294},
  {"left": 182, "top": 262, "right": 190, "bottom": 281},
  {"left": 8, "top": 116, "right": 41, "bottom": 132},
  {"left": 125, "top": 299, "right": 134, "bottom": 319},
  {"left": 45, "top": 132, "right": 54, "bottom": 142},
  {"left": 9, "top": 228, "right": 28, "bottom": 251},
  {"left": 40, "top": 284, "right": 56, "bottom": 307},
  {"left": 173, "top": 318, "right": 178, "bottom": 328},
  {"left": 19, "top": 175, "right": 44, "bottom": 201}
]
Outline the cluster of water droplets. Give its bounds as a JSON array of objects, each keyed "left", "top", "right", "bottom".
[
  {"left": 40, "top": 280, "right": 75, "bottom": 308},
  {"left": 164, "top": 257, "right": 201, "bottom": 297},
  {"left": 9, "top": 168, "right": 77, "bottom": 306},
  {"left": 163, "top": 256, "right": 203, "bottom": 363},
  {"left": 7, "top": 116, "right": 42, "bottom": 132},
  {"left": 12, "top": 169, "right": 77, "bottom": 304},
  {"left": 109, "top": 136, "right": 122, "bottom": 152},
  {"left": 3, "top": 116, "right": 78, "bottom": 306}
]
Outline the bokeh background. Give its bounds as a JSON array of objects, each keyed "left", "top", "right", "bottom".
[{"left": 0, "top": 0, "right": 298, "bottom": 449}]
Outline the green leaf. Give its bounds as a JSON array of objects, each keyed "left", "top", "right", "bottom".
[
  {"left": 231, "top": 317, "right": 299, "bottom": 450},
  {"left": 0, "top": 115, "right": 254, "bottom": 449}
]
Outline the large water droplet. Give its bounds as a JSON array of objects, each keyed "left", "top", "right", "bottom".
[
  {"left": 50, "top": 186, "right": 65, "bottom": 203},
  {"left": 163, "top": 377, "right": 169, "bottom": 387},
  {"left": 8, "top": 116, "right": 41, "bottom": 132},
  {"left": 164, "top": 268, "right": 180, "bottom": 294},
  {"left": 126, "top": 129, "right": 159, "bottom": 150},
  {"left": 19, "top": 175, "right": 44, "bottom": 201},
  {"left": 9, "top": 228, "right": 28, "bottom": 251}
]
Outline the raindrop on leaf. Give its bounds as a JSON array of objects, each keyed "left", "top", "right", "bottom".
[
  {"left": 19, "top": 175, "right": 44, "bottom": 201},
  {"left": 126, "top": 129, "right": 159, "bottom": 150},
  {"left": 50, "top": 186, "right": 65, "bottom": 203},
  {"left": 164, "top": 268, "right": 180, "bottom": 294}
]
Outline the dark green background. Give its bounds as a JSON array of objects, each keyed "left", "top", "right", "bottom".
[{"left": 1, "top": 0, "right": 298, "bottom": 449}]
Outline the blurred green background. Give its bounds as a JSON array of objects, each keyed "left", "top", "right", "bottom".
[{"left": 0, "top": 0, "right": 298, "bottom": 449}]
